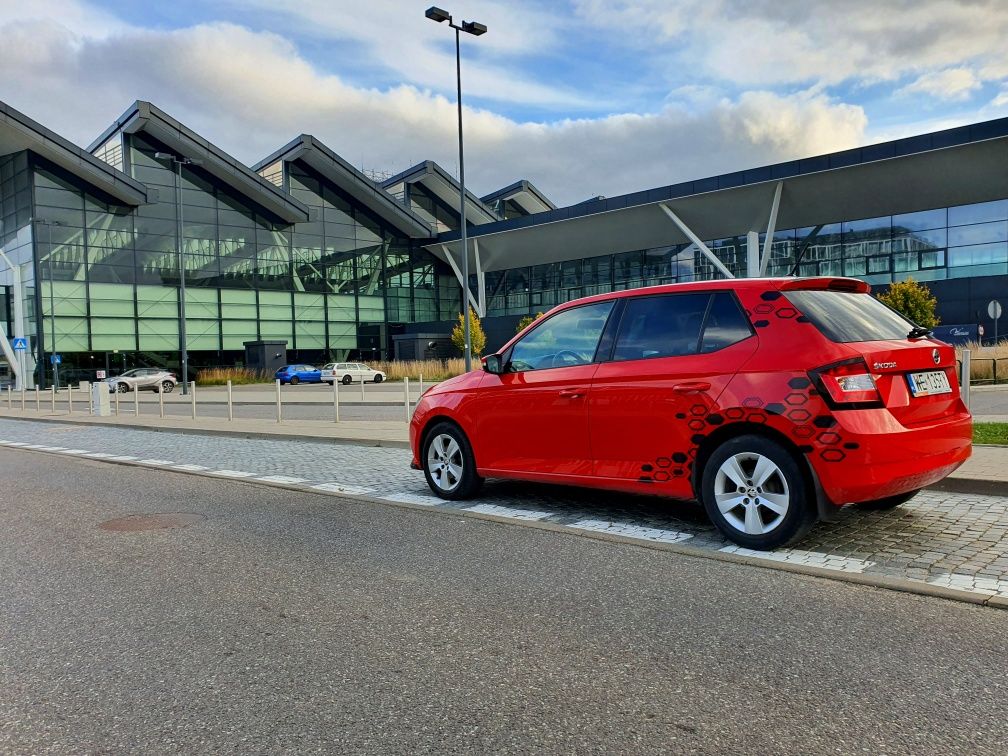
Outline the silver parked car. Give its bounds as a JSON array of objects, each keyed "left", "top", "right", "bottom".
[
  {"left": 105, "top": 368, "right": 177, "bottom": 394},
  {"left": 320, "top": 362, "right": 387, "bottom": 385}
]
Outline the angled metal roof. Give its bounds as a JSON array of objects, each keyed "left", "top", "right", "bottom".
[
  {"left": 380, "top": 160, "right": 498, "bottom": 225},
  {"left": 88, "top": 101, "right": 309, "bottom": 224},
  {"left": 433, "top": 116, "right": 1008, "bottom": 272},
  {"left": 481, "top": 179, "right": 556, "bottom": 215},
  {"left": 252, "top": 135, "right": 434, "bottom": 238},
  {"left": 0, "top": 99, "right": 148, "bottom": 206}
]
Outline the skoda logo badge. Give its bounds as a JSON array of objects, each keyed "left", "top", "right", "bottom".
[{"left": 932, "top": 348, "right": 940, "bottom": 365}]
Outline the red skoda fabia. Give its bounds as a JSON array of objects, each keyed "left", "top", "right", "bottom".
[{"left": 409, "top": 278, "right": 972, "bottom": 549}]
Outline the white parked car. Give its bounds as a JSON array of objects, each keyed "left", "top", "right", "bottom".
[
  {"left": 105, "top": 368, "right": 177, "bottom": 393},
  {"left": 320, "top": 362, "right": 386, "bottom": 385}
]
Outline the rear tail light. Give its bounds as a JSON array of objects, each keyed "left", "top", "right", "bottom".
[{"left": 809, "top": 358, "right": 884, "bottom": 409}]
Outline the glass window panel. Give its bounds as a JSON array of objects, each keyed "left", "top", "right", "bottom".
[
  {"left": 613, "top": 293, "right": 710, "bottom": 361},
  {"left": 509, "top": 301, "right": 614, "bottom": 371},
  {"left": 948, "top": 221, "right": 1008, "bottom": 248},
  {"left": 892, "top": 228, "right": 946, "bottom": 252},
  {"left": 948, "top": 199, "right": 1008, "bottom": 227},
  {"left": 135, "top": 285, "right": 178, "bottom": 318},
  {"left": 892, "top": 208, "right": 946, "bottom": 231},
  {"left": 947, "top": 242, "right": 1008, "bottom": 267},
  {"left": 326, "top": 295, "right": 356, "bottom": 322}
]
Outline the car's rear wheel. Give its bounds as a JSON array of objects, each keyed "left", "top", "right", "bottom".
[
  {"left": 855, "top": 489, "right": 920, "bottom": 510},
  {"left": 373, "top": 374, "right": 383, "bottom": 384},
  {"left": 342, "top": 374, "right": 352, "bottom": 385},
  {"left": 290, "top": 376, "right": 300, "bottom": 385},
  {"left": 701, "top": 435, "right": 815, "bottom": 549},
  {"left": 160, "top": 380, "right": 174, "bottom": 394},
  {"left": 422, "top": 422, "right": 483, "bottom": 500},
  {"left": 116, "top": 383, "right": 130, "bottom": 393}
]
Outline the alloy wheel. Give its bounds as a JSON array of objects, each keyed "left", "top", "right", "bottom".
[
  {"left": 426, "top": 433, "right": 464, "bottom": 493},
  {"left": 713, "top": 452, "right": 790, "bottom": 536}
]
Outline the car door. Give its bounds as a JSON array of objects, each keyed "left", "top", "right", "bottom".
[
  {"left": 476, "top": 300, "right": 615, "bottom": 477},
  {"left": 589, "top": 291, "right": 757, "bottom": 496}
]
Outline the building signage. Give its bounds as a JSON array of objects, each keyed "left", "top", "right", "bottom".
[{"left": 931, "top": 324, "right": 978, "bottom": 345}]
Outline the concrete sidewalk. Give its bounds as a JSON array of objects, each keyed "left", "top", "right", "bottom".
[{"left": 0, "top": 405, "right": 1005, "bottom": 492}]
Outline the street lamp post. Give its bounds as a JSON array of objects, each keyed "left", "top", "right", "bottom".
[
  {"left": 425, "top": 6, "right": 487, "bottom": 372},
  {"left": 155, "top": 152, "right": 200, "bottom": 394}
]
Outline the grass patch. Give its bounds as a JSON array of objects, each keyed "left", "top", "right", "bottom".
[
  {"left": 196, "top": 367, "right": 275, "bottom": 386},
  {"left": 974, "top": 422, "right": 1008, "bottom": 445},
  {"left": 955, "top": 339, "right": 1008, "bottom": 384}
]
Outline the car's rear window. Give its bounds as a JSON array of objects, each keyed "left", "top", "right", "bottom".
[{"left": 784, "top": 290, "right": 915, "bottom": 343}]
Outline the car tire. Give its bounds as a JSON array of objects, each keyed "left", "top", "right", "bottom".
[
  {"left": 116, "top": 383, "right": 130, "bottom": 394},
  {"left": 290, "top": 376, "right": 300, "bottom": 385},
  {"left": 342, "top": 374, "right": 352, "bottom": 385},
  {"left": 701, "top": 434, "right": 815, "bottom": 550},
  {"left": 373, "top": 374, "right": 383, "bottom": 384},
  {"left": 161, "top": 380, "right": 174, "bottom": 394},
  {"left": 422, "top": 422, "right": 484, "bottom": 500},
  {"left": 855, "top": 489, "right": 920, "bottom": 510}
]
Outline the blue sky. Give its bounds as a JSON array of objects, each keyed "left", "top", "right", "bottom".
[{"left": 2, "top": 0, "right": 1007, "bottom": 205}]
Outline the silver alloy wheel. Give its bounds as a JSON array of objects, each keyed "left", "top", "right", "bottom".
[
  {"left": 713, "top": 451, "right": 790, "bottom": 536},
  {"left": 426, "top": 432, "right": 464, "bottom": 493}
]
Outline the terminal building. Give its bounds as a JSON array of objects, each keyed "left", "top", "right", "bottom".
[{"left": 1, "top": 97, "right": 1007, "bottom": 388}]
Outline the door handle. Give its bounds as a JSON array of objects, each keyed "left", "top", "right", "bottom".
[
  {"left": 559, "top": 389, "right": 585, "bottom": 399},
  {"left": 672, "top": 381, "right": 711, "bottom": 394}
]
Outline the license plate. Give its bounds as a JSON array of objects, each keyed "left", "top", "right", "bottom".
[{"left": 907, "top": 370, "right": 952, "bottom": 397}]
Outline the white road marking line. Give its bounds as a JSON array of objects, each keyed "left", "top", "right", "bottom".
[
  {"left": 5, "top": 442, "right": 29, "bottom": 446},
  {"left": 312, "top": 482, "right": 375, "bottom": 495},
  {"left": 173, "top": 463, "right": 209, "bottom": 472},
  {"left": 137, "top": 459, "right": 175, "bottom": 466},
  {"left": 465, "top": 503, "right": 553, "bottom": 521},
  {"left": 36, "top": 446, "right": 64, "bottom": 451},
  {"left": 107, "top": 455, "right": 137, "bottom": 461},
  {"left": 82, "top": 452, "right": 117, "bottom": 458},
  {"left": 210, "top": 469, "right": 256, "bottom": 478},
  {"left": 22, "top": 444, "right": 46, "bottom": 449},
  {"left": 719, "top": 545, "right": 874, "bottom": 573},
  {"left": 380, "top": 491, "right": 444, "bottom": 506},
  {"left": 256, "top": 475, "right": 310, "bottom": 485},
  {"left": 58, "top": 449, "right": 89, "bottom": 455},
  {"left": 569, "top": 519, "right": 694, "bottom": 544}
]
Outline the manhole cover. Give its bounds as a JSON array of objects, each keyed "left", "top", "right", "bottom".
[{"left": 99, "top": 513, "right": 205, "bottom": 532}]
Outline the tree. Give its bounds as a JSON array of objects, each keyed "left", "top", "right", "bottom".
[
  {"left": 876, "top": 277, "right": 940, "bottom": 329},
  {"left": 451, "top": 307, "right": 487, "bottom": 358},
  {"left": 516, "top": 312, "right": 544, "bottom": 333}
]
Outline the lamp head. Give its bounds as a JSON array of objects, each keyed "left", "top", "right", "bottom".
[
  {"left": 425, "top": 6, "right": 450, "bottom": 22},
  {"left": 461, "top": 20, "right": 487, "bottom": 35}
]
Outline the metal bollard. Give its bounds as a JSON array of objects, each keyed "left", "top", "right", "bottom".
[
  {"left": 190, "top": 381, "right": 196, "bottom": 419},
  {"left": 227, "top": 380, "right": 233, "bottom": 422},
  {"left": 404, "top": 377, "right": 410, "bottom": 423},
  {"left": 275, "top": 379, "right": 282, "bottom": 424},
  {"left": 84, "top": 382, "right": 92, "bottom": 414},
  {"left": 961, "top": 348, "right": 971, "bottom": 410},
  {"left": 333, "top": 377, "right": 339, "bottom": 423},
  {"left": 6, "top": 385, "right": 10, "bottom": 409},
  {"left": 68, "top": 385, "right": 73, "bottom": 415},
  {"left": 114, "top": 389, "right": 119, "bottom": 416},
  {"left": 419, "top": 373, "right": 423, "bottom": 400},
  {"left": 51, "top": 385, "right": 56, "bottom": 413},
  {"left": 133, "top": 387, "right": 138, "bottom": 417},
  {"left": 20, "top": 387, "right": 25, "bottom": 412},
  {"left": 35, "top": 386, "right": 40, "bottom": 413},
  {"left": 159, "top": 384, "right": 165, "bottom": 419},
  {"left": 361, "top": 377, "right": 365, "bottom": 402}
]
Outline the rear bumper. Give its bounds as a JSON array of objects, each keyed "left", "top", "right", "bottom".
[{"left": 813, "top": 410, "right": 972, "bottom": 505}]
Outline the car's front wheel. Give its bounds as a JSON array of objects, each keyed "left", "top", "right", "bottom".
[
  {"left": 160, "top": 380, "right": 174, "bottom": 394},
  {"left": 373, "top": 374, "right": 383, "bottom": 384},
  {"left": 116, "top": 383, "right": 130, "bottom": 394},
  {"left": 290, "top": 376, "right": 300, "bottom": 385},
  {"left": 701, "top": 435, "right": 815, "bottom": 550},
  {"left": 422, "top": 422, "right": 483, "bottom": 500},
  {"left": 342, "top": 374, "right": 352, "bottom": 385}
]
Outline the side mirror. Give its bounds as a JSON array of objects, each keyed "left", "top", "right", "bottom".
[{"left": 482, "top": 354, "right": 504, "bottom": 375}]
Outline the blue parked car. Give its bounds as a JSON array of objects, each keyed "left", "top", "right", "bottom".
[{"left": 275, "top": 364, "right": 322, "bottom": 385}]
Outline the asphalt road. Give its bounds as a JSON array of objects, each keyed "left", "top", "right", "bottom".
[{"left": 2, "top": 451, "right": 1007, "bottom": 754}]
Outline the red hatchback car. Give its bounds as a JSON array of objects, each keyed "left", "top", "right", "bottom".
[{"left": 410, "top": 278, "right": 972, "bottom": 549}]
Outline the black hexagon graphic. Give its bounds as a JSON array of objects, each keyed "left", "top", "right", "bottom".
[
  {"left": 775, "top": 307, "right": 798, "bottom": 319},
  {"left": 656, "top": 457, "right": 671, "bottom": 468},
  {"left": 675, "top": 412, "right": 687, "bottom": 419},
  {"left": 688, "top": 419, "right": 706, "bottom": 431},
  {"left": 672, "top": 469, "right": 685, "bottom": 477},
  {"left": 817, "top": 432, "right": 841, "bottom": 445},
  {"left": 753, "top": 320, "right": 770, "bottom": 328},
  {"left": 786, "top": 408, "right": 811, "bottom": 423},
  {"left": 690, "top": 404, "right": 707, "bottom": 416},
  {"left": 742, "top": 397, "right": 763, "bottom": 409},
  {"left": 813, "top": 415, "right": 836, "bottom": 428},
  {"left": 672, "top": 452, "right": 688, "bottom": 463},
  {"left": 765, "top": 402, "right": 786, "bottom": 415},
  {"left": 690, "top": 433, "right": 706, "bottom": 444},
  {"left": 797, "top": 315, "right": 811, "bottom": 323},
  {"left": 793, "top": 425, "right": 816, "bottom": 439},
  {"left": 754, "top": 303, "right": 774, "bottom": 314},
  {"left": 787, "top": 377, "right": 811, "bottom": 389},
  {"left": 843, "top": 442, "right": 860, "bottom": 450},
  {"left": 760, "top": 291, "right": 782, "bottom": 301},
  {"left": 725, "top": 408, "right": 745, "bottom": 420},
  {"left": 820, "top": 449, "right": 845, "bottom": 463},
  {"left": 785, "top": 392, "right": 808, "bottom": 406},
  {"left": 706, "top": 413, "right": 724, "bottom": 425},
  {"left": 641, "top": 464, "right": 654, "bottom": 472}
]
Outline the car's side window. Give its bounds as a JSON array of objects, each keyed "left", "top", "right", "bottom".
[
  {"left": 612, "top": 293, "right": 711, "bottom": 361},
  {"left": 508, "top": 301, "right": 614, "bottom": 372},
  {"left": 700, "top": 292, "right": 753, "bottom": 353}
]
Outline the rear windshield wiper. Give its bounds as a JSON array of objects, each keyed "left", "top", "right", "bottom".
[{"left": 907, "top": 326, "right": 932, "bottom": 339}]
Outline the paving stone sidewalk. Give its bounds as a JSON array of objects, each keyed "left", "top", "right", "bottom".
[{"left": 1, "top": 418, "right": 1006, "bottom": 603}]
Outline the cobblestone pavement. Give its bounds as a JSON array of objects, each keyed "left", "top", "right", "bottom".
[{"left": 1, "top": 418, "right": 1006, "bottom": 602}]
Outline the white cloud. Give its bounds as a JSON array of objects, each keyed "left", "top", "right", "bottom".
[
  {"left": 898, "top": 68, "right": 981, "bottom": 101},
  {"left": 0, "top": 1, "right": 868, "bottom": 206}
]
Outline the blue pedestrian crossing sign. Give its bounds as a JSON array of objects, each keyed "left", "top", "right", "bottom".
[
  {"left": 11, "top": 337, "right": 27, "bottom": 351},
  {"left": 51, "top": 354, "right": 61, "bottom": 365}
]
